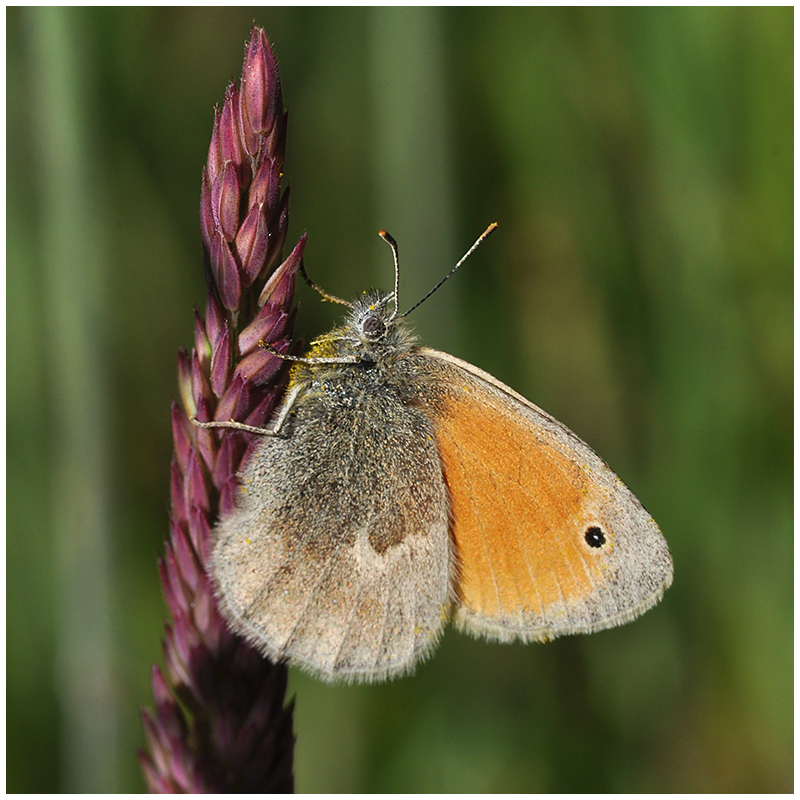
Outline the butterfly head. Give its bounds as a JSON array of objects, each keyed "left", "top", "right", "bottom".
[{"left": 344, "top": 289, "right": 416, "bottom": 354}]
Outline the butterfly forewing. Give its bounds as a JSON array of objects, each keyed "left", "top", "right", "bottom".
[{"left": 421, "top": 349, "right": 673, "bottom": 643}]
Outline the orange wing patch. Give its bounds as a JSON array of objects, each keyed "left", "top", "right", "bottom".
[{"left": 434, "top": 380, "right": 607, "bottom": 638}]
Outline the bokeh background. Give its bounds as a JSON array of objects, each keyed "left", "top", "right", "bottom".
[{"left": 7, "top": 7, "right": 792, "bottom": 792}]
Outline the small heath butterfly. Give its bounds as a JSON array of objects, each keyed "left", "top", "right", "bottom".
[{"left": 197, "top": 224, "right": 673, "bottom": 683}]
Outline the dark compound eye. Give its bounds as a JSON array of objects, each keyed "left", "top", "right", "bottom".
[
  {"left": 585, "top": 526, "right": 606, "bottom": 548},
  {"left": 363, "top": 314, "right": 385, "bottom": 335}
]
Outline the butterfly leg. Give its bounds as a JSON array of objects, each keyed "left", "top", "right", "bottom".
[{"left": 191, "top": 382, "right": 305, "bottom": 436}]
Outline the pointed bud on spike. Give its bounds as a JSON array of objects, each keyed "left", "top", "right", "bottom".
[
  {"left": 194, "top": 310, "right": 211, "bottom": 370},
  {"left": 161, "top": 546, "right": 189, "bottom": 617},
  {"left": 163, "top": 625, "right": 189, "bottom": 690},
  {"left": 184, "top": 451, "right": 210, "bottom": 516},
  {"left": 209, "top": 231, "right": 224, "bottom": 288},
  {"left": 268, "top": 108, "right": 288, "bottom": 167},
  {"left": 188, "top": 506, "right": 213, "bottom": 567},
  {"left": 206, "top": 109, "right": 222, "bottom": 180},
  {"left": 259, "top": 232, "right": 304, "bottom": 308},
  {"left": 215, "top": 236, "right": 242, "bottom": 310},
  {"left": 172, "top": 523, "right": 203, "bottom": 595},
  {"left": 236, "top": 202, "right": 270, "bottom": 286},
  {"left": 194, "top": 421, "right": 218, "bottom": 475},
  {"left": 138, "top": 746, "right": 169, "bottom": 794},
  {"left": 247, "top": 391, "right": 278, "bottom": 429},
  {"left": 248, "top": 158, "right": 273, "bottom": 209},
  {"left": 199, "top": 171, "right": 215, "bottom": 253},
  {"left": 157, "top": 554, "right": 177, "bottom": 614},
  {"left": 191, "top": 352, "right": 214, "bottom": 414},
  {"left": 170, "top": 460, "right": 188, "bottom": 525},
  {"left": 177, "top": 349, "right": 195, "bottom": 419},
  {"left": 210, "top": 325, "right": 232, "bottom": 397},
  {"left": 204, "top": 288, "right": 225, "bottom": 347},
  {"left": 171, "top": 403, "right": 193, "bottom": 473},
  {"left": 239, "top": 306, "right": 283, "bottom": 356},
  {"left": 242, "top": 27, "right": 278, "bottom": 138},
  {"left": 217, "top": 162, "right": 241, "bottom": 242},
  {"left": 265, "top": 158, "right": 283, "bottom": 211},
  {"left": 150, "top": 666, "right": 177, "bottom": 714},
  {"left": 233, "top": 344, "right": 283, "bottom": 386},
  {"left": 194, "top": 397, "right": 213, "bottom": 429},
  {"left": 219, "top": 84, "right": 245, "bottom": 173},
  {"left": 193, "top": 580, "right": 215, "bottom": 643},
  {"left": 211, "top": 435, "right": 234, "bottom": 492},
  {"left": 261, "top": 188, "right": 290, "bottom": 282},
  {"left": 214, "top": 373, "right": 248, "bottom": 424}
]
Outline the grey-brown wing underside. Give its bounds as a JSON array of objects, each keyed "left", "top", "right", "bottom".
[{"left": 211, "top": 387, "right": 454, "bottom": 683}]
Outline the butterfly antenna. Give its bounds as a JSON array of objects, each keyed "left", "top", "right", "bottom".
[
  {"left": 299, "top": 259, "right": 354, "bottom": 307},
  {"left": 378, "top": 230, "right": 401, "bottom": 321},
  {"left": 400, "top": 222, "right": 498, "bottom": 318}
]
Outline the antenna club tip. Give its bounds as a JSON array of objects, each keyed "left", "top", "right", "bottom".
[{"left": 379, "top": 230, "right": 398, "bottom": 248}]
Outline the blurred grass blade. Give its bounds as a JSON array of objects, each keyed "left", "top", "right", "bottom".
[{"left": 27, "top": 6, "right": 118, "bottom": 791}]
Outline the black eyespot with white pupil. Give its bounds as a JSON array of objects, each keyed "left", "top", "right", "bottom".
[
  {"left": 362, "top": 314, "right": 385, "bottom": 336},
  {"left": 585, "top": 526, "right": 606, "bottom": 548}
]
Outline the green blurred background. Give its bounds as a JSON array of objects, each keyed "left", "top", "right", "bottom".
[{"left": 7, "top": 7, "right": 792, "bottom": 792}]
